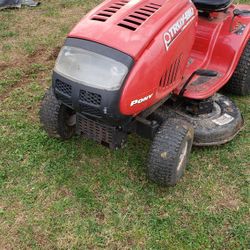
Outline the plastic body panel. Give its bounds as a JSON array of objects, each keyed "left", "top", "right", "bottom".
[
  {"left": 177, "top": 4, "right": 250, "bottom": 99},
  {"left": 119, "top": 3, "right": 197, "bottom": 115},
  {"left": 65, "top": 0, "right": 250, "bottom": 117},
  {"left": 68, "top": 0, "right": 195, "bottom": 60}
]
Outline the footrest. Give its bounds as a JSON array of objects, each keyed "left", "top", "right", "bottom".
[{"left": 183, "top": 73, "right": 223, "bottom": 99}]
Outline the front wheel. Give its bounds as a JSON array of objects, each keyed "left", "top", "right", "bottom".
[
  {"left": 40, "top": 87, "right": 76, "bottom": 139},
  {"left": 147, "top": 119, "right": 194, "bottom": 186}
]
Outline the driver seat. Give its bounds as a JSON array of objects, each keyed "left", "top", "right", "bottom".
[{"left": 192, "top": 0, "right": 233, "bottom": 12}]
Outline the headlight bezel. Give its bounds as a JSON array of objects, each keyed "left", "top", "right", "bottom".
[{"left": 54, "top": 38, "right": 134, "bottom": 91}]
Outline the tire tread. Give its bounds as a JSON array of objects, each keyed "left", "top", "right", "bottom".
[
  {"left": 147, "top": 119, "right": 194, "bottom": 186},
  {"left": 225, "top": 40, "right": 250, "bottom": 95}
]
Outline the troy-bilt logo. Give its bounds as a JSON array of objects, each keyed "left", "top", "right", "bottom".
[
  {"left": 130, "top": 94, "right": 153, "bottom": 107},
  {"left": 164, "top": 7, "right": 195, "bottom": 50}
]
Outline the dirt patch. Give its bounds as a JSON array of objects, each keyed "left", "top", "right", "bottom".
[
  {"left": 0, "top": 46, "right": 54, "bottom": 102},
  {"left": 0, "top": 80, "right": 28, "bottom": 102},
  {"left": 95, "top": 211, "right": 105, "bottom": 222},
  {"left": 207, "top": 184, "right": 242, "bottom": 212},
  {"left": 216, "top": 198, "right": 241, "bottom": 210},
  {"left": 28, "top": 47, "right": 47, "bottom": 59},
  {"left": 47, "top": 46, "right": 61, "bottom": 61},
  {"left": 0, "top": 69, "right": 48, "bottom": 102},
  {"left": 0, "top": 63, "right": 12, "bottom": 72}
]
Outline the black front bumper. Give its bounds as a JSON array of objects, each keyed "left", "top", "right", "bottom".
[
  {"left": 52, "top": 72, "right": 133, "bottom": 148},
  {"left": 52, "top": 71, "right": 132, "bottom": 127}
]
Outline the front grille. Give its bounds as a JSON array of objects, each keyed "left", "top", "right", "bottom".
[
  {"left": 55, "top": 79, "right": 72, "bottom": 97},
  {"left": 79, "top": 103, "right": 102, "bottom": 117},
  {"left": 77, "top": 114, "right": 127, "bottom": 149},
  {"left": 78, "top": 116, "right": 113, "bottom": 144},
  {"left": 54, "top": 78, "right": 103, "bottom": 114},
  {"left": 79, "top": 90, "right": 102, "bottom": 106}
]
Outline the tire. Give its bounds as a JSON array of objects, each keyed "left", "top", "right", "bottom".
[
  {"left": 147, "top": 119, "right": 194, "bottom": 186},
  {"left": 40, "top": 87, "right": 76, "bottom": 139},
  {"left": 224, "top": 40, "right": 250, "bottom": 96}
]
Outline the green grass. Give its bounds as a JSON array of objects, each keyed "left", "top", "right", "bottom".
[{"left": 0, "top": 1, "right": 250, "bottom": 249}]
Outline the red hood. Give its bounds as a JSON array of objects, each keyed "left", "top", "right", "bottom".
[{"left": 68, "top": 0, "right": 193, "bottom": 60}]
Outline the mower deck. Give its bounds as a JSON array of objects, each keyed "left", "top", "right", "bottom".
[{"left": 152, "top": 94, "right": 244, "bottom": 146}]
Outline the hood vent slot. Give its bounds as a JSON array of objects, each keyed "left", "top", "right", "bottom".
[
  {"left": 91, "top": 0, "right": 129, "bottom": 22},
  {"left": 159, "top": 55, "right": 182, "bottom": 88},
  {"left": 118, "top": 2, "right": 162, "bottom": 31}
]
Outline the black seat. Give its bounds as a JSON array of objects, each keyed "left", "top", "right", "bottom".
[{"left": 192, "top": 0, "right": 233, "bottom": 12}]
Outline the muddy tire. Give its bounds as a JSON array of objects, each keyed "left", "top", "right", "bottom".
[
  {"left": 147, "top": 119, "right": 194, "bottom": 186},
  {"left": 40, "top": 87, "right": 76, "bottom": 139},
  {"left": 224, "top": 40, "right": 250, "bottom": 95}
]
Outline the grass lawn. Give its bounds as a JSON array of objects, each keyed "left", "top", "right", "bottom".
[{"left": 0, "top": 0, "right": 249, "bottom": 249}]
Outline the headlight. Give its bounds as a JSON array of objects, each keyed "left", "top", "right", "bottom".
[{"left": 54, "top": 46, "right": 129, "bottom": 91}]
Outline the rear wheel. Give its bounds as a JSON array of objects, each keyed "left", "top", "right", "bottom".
[
  {"left": 40, "top": 87, "right": 76, "bottom": 139},
  {"left": 224, "top": 40, "right": 250, "bottom": 95},
  {"left": 147, "top": 119, "right": 194, "bottom": 186}
]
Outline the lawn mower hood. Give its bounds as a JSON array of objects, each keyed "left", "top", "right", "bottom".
[{"left": 52, "top": 0, "right": 197, "bottom": 125}]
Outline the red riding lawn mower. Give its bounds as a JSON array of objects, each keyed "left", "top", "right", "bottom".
[{"left": 40, "top": 0, "right": 250, "bottom": 186}]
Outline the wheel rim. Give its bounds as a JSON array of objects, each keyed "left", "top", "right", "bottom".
[
  {"left": 177, "top": 141, "right": 188, "bottom": 173},
  {"left": 66, "top": 114, "right": 76, "bottom": 127}
]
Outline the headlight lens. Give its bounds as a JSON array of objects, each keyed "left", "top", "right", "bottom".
[{"left": 54, "top": 46, "right": 129, "bottom": 91}]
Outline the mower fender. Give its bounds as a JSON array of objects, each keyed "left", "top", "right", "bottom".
[{"left": 178, "top": 4, "right": 250, "bottom": 99}]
